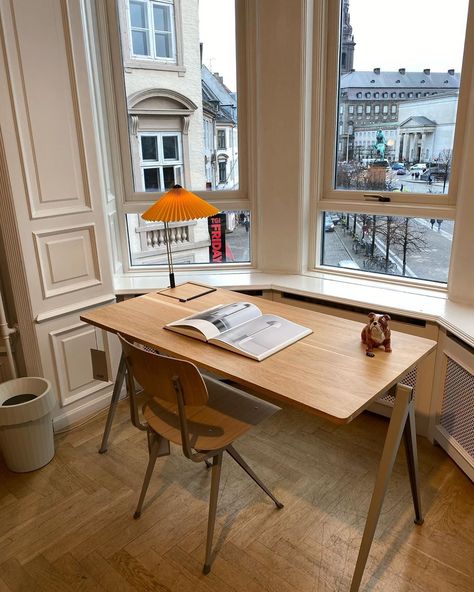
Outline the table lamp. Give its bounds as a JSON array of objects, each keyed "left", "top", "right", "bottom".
[{"left": 141, "top": 184, "right": 220, "bottom": 289}]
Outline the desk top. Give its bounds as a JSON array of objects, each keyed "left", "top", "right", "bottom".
[{"left": 80, "top": 287, "right": 436, "bottom": 424}]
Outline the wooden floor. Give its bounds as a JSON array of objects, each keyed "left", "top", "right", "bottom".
[{"left": 0, "top": 401, "right": 473, "bottom": 592}]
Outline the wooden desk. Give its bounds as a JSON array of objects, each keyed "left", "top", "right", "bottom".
[{"left": 81, "top": 288, "right": 436, "bottom": 591}]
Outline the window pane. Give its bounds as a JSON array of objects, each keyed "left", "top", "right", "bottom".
[
  {"left": 130, "top": 1, "right": 147, "bottom": 28},
  {"left": 119, "top": 0, "right": 238, "bottom": 192},
  {"left": 218, "top": 161, "right": 226, "bottom": 183},
  {"left": 126, "top": 210, "right": 251, "bottom": 266},
  {"left": 143, "top": 168, "right": 160, "bottom": 191},
  {"left": 162, "top": 166, "right": 176, "bottom": 188},
  {"left": 132, "top": 30, "right": 149, "bottom": 55},
  {"left": 320, "top": 211, "right": 453, "bottom": 283},
  {"left": 153, "top": 4, "right": 170, "bottom": 31},
  {"left": 155, "top": 32, "right": 171, "bottom": 57},
  {"left": 141, "top": 136, "right": 158, "bottom": 160},
  {"left": 162, "top": 135, "right": 178, "bottom": 159},
  {"left": 334, "top": 0, "right": 468, "bottom": 195}
]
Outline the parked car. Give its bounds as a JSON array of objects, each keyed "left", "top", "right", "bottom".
[
  {"left": 396, "top": 167, "right": 407, "bottom": 175},
  {"left": 338, "top": 260, "right": 360, "bottom": 269},
  {"left": 391, "top": 162, "right": 405, "bottom": 170},
  {"left": 409, "top": 163, "right": 427, "bottom": 172},
  {"left": 324, "top": 218, "right": 335, "bottom": 232}
]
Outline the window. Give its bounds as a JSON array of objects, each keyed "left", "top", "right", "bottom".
[
  {"left": 356, "top": 92, "right": 362, "bottom": 98},
  {"left": 357, "top": 105, "right": 363, "bottom": 114},
  {"left": 218, "top": 160, "right": 227, "bottom": 183},
  {"left": 126, "top": 209, "right": 251, "bottom": 266},
  {"left": 349, "top": 104, "right": 354, "bottom": 114},
  {"left": 320, "top": 0, "right": 470, "bottom": 285},
  {"left": 139, "top": 132, "right": 183, "bottom": 191},
  {"left": 217, "top": 129, "right": 226, "bottom": 149},
  {"left": 320, "top": 212, "right": 452, "bottom": 283},
  {"left": 107, "top": 0, "right": 249, "bottom": 274},
  {"left": 129, "top": 0, "right": 176, "bottom": 61}
]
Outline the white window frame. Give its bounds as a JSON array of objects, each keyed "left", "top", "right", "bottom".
[
  {"left": 139, "top": 131, "right": 183, "bottom": 191},
  {"left": 217, "top": 129, "right": 227, "bottom": 150},
  {"left": 98, "top": 0, "right": 254, "bottom": 274},
  {"left": 128, "top": 0, "right": 177, "bottom": 62},
  {"left": 319, "top": 0, "right": 473, "bottom": 209},
  {"left": 310, "top": 0, "right": 474, "bottom": 288}
]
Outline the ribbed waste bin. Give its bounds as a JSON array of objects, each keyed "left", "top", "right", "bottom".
[{"left": 0, "top": 377, "right": 55, "bottom": 472}]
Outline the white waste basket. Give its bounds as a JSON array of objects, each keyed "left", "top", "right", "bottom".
[{"left": 0, "top": 377, "right": 55, "bottom": 472}]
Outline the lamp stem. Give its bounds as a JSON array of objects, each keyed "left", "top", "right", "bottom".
[{"left": 164, "top": 221, "right": 175, "bottom": 288}]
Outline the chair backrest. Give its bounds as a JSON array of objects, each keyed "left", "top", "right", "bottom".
[{"left": 118, "top": 333, "right": 209, "bottom": 407}]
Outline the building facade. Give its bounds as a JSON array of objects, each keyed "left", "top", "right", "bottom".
[{"left": 338, "top": 1, "right": 460, "bottom": 163}]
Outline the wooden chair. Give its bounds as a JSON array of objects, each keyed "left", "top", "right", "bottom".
[{"left": 118, "top": 334, "right": 283, "bottom": 574}]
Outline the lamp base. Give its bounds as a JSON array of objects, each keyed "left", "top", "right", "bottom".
[{"left": 158, "top": 282, "right": 216, "bottom": 302}]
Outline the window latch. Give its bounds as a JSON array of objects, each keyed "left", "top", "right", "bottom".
[{"left": 364, "top": 194, "right": 391, "bottom": 203}]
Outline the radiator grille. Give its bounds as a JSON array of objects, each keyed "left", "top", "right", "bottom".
[
  {"left": 439, "top": 357, "right": 474, "bottom": 460},
  {"left": 378, "top": 366, "right": 417, "bottom": 406}
]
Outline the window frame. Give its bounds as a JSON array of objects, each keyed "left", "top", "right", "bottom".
[
  {"left": 118, "top": 0, "right": 185, "bottom": 73},
  {"left": 310, "top": 0, "right": 474, "bottom": 288},
  {"left": 103, "top": 0, "right": 255, "bottom": 274},
  {"left": 319, "top": 0, "right": 474, "bottom": 209},
  {"left": 139, "top": 131, "right": 183, "bottom": 192},
  {"left": 217, "top": 128, "right": 227, "bottom": 149}
]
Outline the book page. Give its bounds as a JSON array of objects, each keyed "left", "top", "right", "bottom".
[
  {"left": 166, "top": 302, "right": 261, "bottom": 341},
  {"left": 211, "top": 314, "right": 312, "bottom": 361}
]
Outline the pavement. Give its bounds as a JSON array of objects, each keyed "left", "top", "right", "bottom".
[
  {"left": 226, "top": 220, "right": 251, "bottom": 262},
  {"left": 323, "top": 215, "right": 452, "bottom": 283}
]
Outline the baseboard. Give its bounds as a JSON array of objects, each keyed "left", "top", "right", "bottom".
[{"left": 52, "top": 388, "right": 126, "bottom": 433}]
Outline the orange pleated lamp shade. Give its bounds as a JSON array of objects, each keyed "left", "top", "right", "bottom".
[{"left": 141, "top": 185, "right": 219, "bottom": 222}]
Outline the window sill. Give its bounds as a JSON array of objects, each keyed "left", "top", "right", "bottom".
[
  {"left": 113, "top": 270, "right": 474, "bottom": 348},
  {"left": 123, "top": 59, "right": 185, "bottom": 74}
]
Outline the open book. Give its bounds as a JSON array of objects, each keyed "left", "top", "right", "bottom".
[{"left": 165, "top": 302, "right": 312, "bottom": 361}]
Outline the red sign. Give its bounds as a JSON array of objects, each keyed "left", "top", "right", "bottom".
[{"left": 208, "top": 214, "right": 226, "bottom": 263}]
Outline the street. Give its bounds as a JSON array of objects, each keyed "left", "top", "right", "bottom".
[{"left": 322, "top": 213, "right": 452, "bottom": 283}]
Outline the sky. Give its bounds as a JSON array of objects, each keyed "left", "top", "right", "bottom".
[
  {"left": 199, "top": 0, "right": 237, "bottom": 92},
  {"left": 349, "top": 0, "right": 469, "bottom": 72},
  {"left": 196, "top": 0, "right": 469, "bottom": 91}
]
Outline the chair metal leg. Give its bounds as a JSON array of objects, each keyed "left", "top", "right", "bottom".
[
  {"left": 99, "top": 353, "right": 127, "bottom": 454},
  {"left": 350, "top": 384, "right": 415, "bottom": 592},
  {"left": 133, "top": 431, "right": 164, "bottom": 519},
  {"left": 203, "top": 451, "right": 223, "bottom": 574},
  {"left": 226, "top": 444, "right": 284, "bottom": 509},
  {"left": 403, "top": 398, "right": 424, "bottom": 525}
]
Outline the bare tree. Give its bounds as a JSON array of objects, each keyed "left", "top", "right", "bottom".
[
  {"left": 436, "top": 148, "right": 452, "bottom": 193},
  {"left": 365, "top": 216, "right": 429, "bottom": 274}
]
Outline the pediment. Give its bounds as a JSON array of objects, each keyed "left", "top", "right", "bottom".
[{"left": 128, "top": 89, "right": 198, "bottom": 114}]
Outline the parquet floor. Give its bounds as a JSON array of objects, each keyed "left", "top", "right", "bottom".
[{"left": 1, "top": 400, "right": 473, "bottom": 591}]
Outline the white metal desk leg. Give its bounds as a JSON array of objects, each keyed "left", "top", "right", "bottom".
[
  {"left": 98, "top": 352, "right": 127, "bottom": 454},
  {"left": 350, "top": 384, "right": 415, "bottom": 591}
]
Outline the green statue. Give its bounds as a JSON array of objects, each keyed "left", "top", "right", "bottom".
[{"left": 374, "top": 129, "right": 387, "bottom": 160}]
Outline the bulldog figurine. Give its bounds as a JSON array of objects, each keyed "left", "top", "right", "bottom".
[{"left": 361, "top": 312, "right": 392, "bottom": 353}]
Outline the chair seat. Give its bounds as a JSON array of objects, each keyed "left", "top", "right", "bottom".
[{"left": 143, "top": 375, "right": 280, "bottom": 451}]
